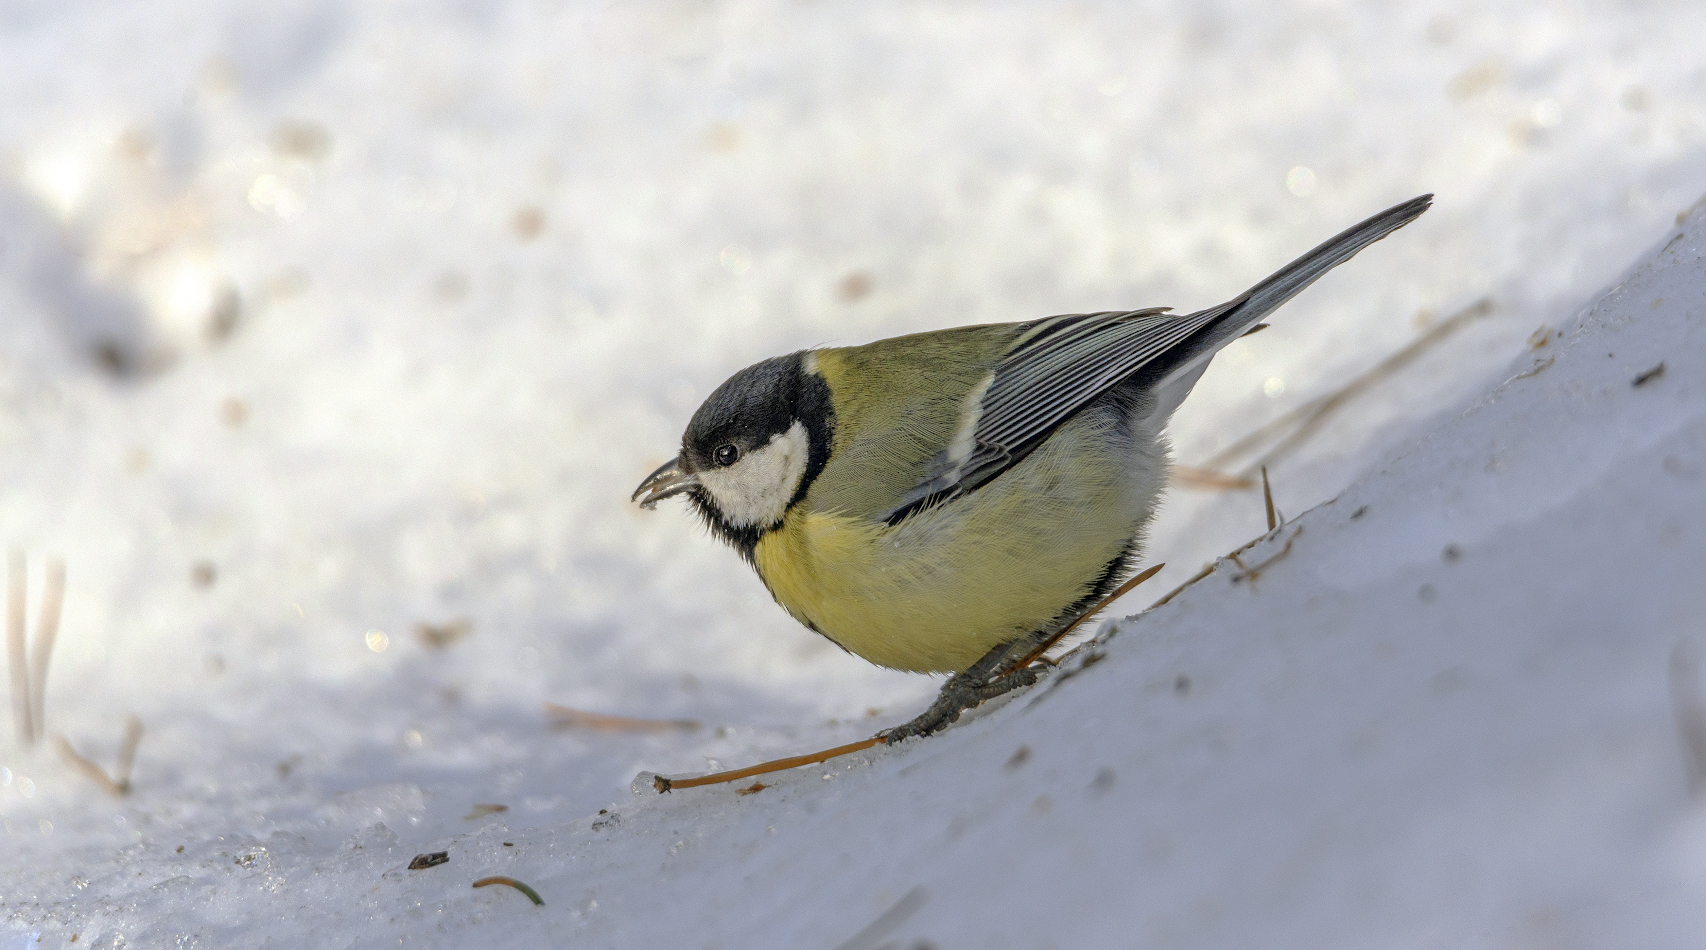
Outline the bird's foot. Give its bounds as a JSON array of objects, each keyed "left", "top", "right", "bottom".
[{"left": 881, "top": 663, "right": 1039, "bottom": 744}]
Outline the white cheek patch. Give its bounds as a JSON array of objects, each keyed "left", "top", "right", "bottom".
[{"left": 697, "top": 420, "right": 811, "bottom": 529}]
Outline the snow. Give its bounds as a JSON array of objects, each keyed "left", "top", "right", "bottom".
[{"left": 3, "top": 1, "right": 1706, "bottom": 946}]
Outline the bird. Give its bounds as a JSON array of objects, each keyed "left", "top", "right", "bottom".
[{"left": 633, "top": 194, "right": 1431, "bottom": 741}]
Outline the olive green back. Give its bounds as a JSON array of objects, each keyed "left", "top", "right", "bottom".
[{"left": 804, "top": 324, "right": 1018, "bottom": 521}]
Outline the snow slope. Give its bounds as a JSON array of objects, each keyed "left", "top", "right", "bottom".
[
  {"left": 11, "top": 176, "right": 1704, "bottom": 950},
  {"left": 3, "top": 1, "right": 1706, "bottom": 946}
]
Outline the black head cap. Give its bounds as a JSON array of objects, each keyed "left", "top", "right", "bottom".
[
  {"left": 679, "top": 351, "right": 835, "bottom": 551},
  {"left": 683, "top": 355, "right": 804, "bottom": 467}
]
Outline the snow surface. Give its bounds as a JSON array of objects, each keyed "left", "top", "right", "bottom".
[{"left": 3, "top": 1, "right": 1706, "bottom": 946}]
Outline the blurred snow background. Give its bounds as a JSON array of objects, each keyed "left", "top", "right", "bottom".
[{"left": 2, "top": 0, "right": 1704, "bottom": 945}]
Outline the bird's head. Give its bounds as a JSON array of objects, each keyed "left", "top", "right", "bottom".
[{"left": 632, "top": 352, "right": 833, "bottom": 552}]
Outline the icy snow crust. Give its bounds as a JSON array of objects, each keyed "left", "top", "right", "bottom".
[{"left": 3, "top": 1, "right": 1706, "bottom": 946}]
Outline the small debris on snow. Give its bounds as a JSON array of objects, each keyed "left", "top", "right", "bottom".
[{"left": 407, "top": 852, "right": 449, "bottom": 871}]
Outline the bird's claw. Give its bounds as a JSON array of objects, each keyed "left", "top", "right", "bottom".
[{"left": 882, "top": 663, "right": 1040, "bottom": 744}]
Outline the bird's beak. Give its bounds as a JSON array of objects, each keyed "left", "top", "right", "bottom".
[{"left": 632, "top": 456, "right": 699, "bottom": 510}]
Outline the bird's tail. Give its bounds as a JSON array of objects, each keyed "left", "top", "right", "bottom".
[
  {"left": 1147, "top": 194, "right": 1432, "bottom": 417},
  {"left": 1224, "top": 193, "right": 1432, "bottom": 337}
]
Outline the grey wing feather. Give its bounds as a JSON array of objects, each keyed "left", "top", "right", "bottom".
[
  {"left": 881, "top": 194, "right": 1432, "bottom": 524},
  {"left": 880, "top": 306, "right": 1224, "bottom": 522}
]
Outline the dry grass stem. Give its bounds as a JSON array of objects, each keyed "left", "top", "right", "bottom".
[
  {"left": 56, "top": 715, "right": 143, "bottom": 795},
  {"left": 1172, "top": 466, "right": 1257, "bottom": 491},
  {"left": 543, "top": 702, "right": 701, "bottom": 732},
  {"left": 1191, "top": 298, "right": 1494, "bottom": 481},
  {"left": 1230, "top": 527, "right": 1303, "bottom": 586},
  {"left": 1149, "top": 511, "right": 1310, "bottom": 612},
  {"left": 1147, "top": 563, "right": 1217, "bottom": 611},
  {"left": 1008, "top": 563, "right": 1165, "bottom": 672},
  {"left": 472, "top": 876, "right": 546, "bottom": 906},
  {"left": 55, "top": 735, "right": 127, "bottom": 797},
  {"left": 7, "top": 552, "right": 70, "bottom": 746},
  {"left": 8, "top": 550, "right": 31, "bottom": 745},
  {"left": 1262, "top": 467, "right": 1278, "bottom": 532},
  {"left": 654, "top": 736, "right": 884, "bottom": 792},
  {"left": 29, "top": 558, "right": 65, "bottom": 737},
  {"left": 1669, "top": 641, "right": 1706, "bottom": 794}
]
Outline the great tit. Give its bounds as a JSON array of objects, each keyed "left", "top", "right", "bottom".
[{"left": 634, "top": 194, "right": 1431, "bottom": 740}]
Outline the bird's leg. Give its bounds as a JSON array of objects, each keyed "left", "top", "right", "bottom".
[{"left": 882, "top": 636, "right": 1044, "bottom": 743}]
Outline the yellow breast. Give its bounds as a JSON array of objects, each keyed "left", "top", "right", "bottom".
[{"left": 752, "top": 408, "right": 1164, "bottom": 673}]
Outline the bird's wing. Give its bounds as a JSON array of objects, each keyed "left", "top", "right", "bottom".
[
  {"left": 878, "top": 305, "right": 1224, "bottom": 523},
  {"left": 880, "top": 194, "right": 1434, "bottom": 524}
]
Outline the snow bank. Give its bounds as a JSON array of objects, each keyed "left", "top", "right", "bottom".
[{"left": 13, "top": 183, "right": 1702, "bottom": 950}]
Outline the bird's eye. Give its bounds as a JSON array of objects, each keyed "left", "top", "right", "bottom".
[{"left": 713, "top": 444, "right": 740, "bottom": 467}]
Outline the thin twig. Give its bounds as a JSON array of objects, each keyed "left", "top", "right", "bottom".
[
  {"left": 1147, "top": 510, "right": 1309, "bottom": 613},
  {"left": 55, "top": 735, "right": 126, "bottom": 797},
  {"left": 1146, "top": 563, "right": 1216, "bottom": 611},
  {"left": 1262, "top": 467, "right": 1278, "bottom": 532},
  {"left": 1006, "top": 563, "right": 1165, "bottom": 672},
  {"left": 1172, "top": 466, "right": 1256, "bottom": 491},
  {"left": 8, "top": 550, "right": 31, "bottom": 746},
  {"left": 28, "top": 558, "right": 65, "bottom": 739},
  {"left": 1196, "top": 298, "right": 1495, "bottom": 478},
  {"left": 472, "top": 876, "right": 545, "bottom": 906},
  {"left": 55, "top": 715, "right": 143, "bottom": 796},
  {"left": 542, "top": 703, "right": 700, "bottom": 732},
  {"left": 654, "top": 736, "right": 884, "bottom": 792},
  {"left": 1228, "top": 527, "right": 1303, "bottom": 585}
]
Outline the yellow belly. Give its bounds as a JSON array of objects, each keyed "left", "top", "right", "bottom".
[{"left": 752, "top": 413, "right": 1164, "bottom": 672}]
